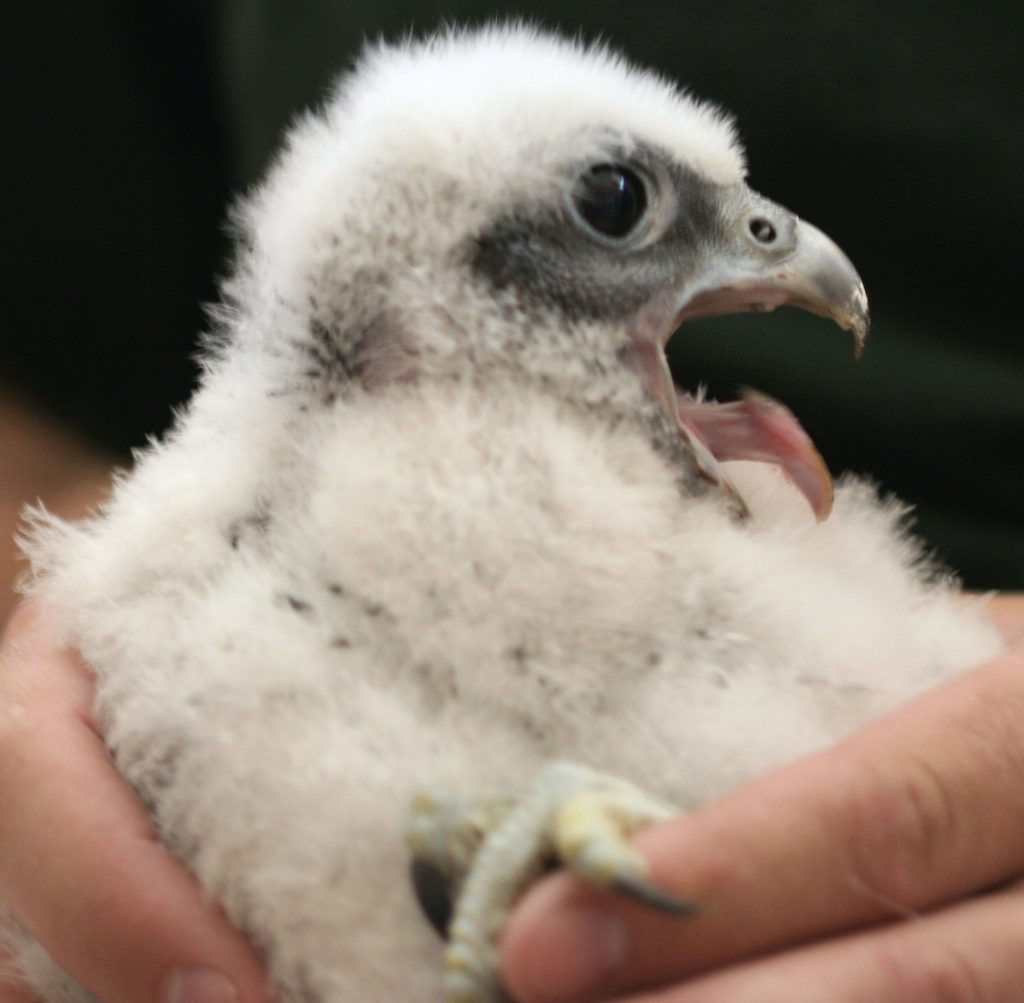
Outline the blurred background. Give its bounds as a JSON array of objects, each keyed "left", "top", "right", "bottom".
[{"left": 2, "top": 1, "right": 1021, "bottom": 588}]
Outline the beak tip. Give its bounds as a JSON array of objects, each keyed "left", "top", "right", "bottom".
[
  {"left": 852, "top": 322, "right": 869, "bottom": 359},
  {"left": 845, "top": 282, "right": 870, "bottom": 358}
]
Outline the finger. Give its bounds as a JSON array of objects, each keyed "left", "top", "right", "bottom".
[
  {"left": 0, "top": 976, "right": 41, "bottom": 1003},
  {"left": 0, "top": 600, "right": 271, "bottom": 1003},
  {"left": 501, "top": 642, "right": 1024, "bottom": 1003},
  {"left": 610, "top": 881, "right": 1024, "bottom": 1003},
  {"left": 984, "top": 593, "right": 1024, "bottom": 645}
]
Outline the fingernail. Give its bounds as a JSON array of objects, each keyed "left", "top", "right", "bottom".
[
  {"left": 162, "top": 968, "right": 238, "bottom": 1003},
  {"left": 508, "top": 888, "right": 627, "bottom": 1003}
]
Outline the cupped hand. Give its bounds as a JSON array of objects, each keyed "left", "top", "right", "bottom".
[
  {"left": 0, "top": 599, "right": 271, "bottom": 1003},
  {"left": 501, "top": 594, "right": 1024, "bottom": 1003}
]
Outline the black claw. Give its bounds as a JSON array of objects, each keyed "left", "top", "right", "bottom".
[
  {"left": 410, "top": 857, "right": 454, "bottom": 938},
  {"left": 612, "top": 875, "right": 701, "bottom": 916}
]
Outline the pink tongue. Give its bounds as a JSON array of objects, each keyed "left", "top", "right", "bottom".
[{"left": 677, "top": 390, "right": 834, "bottom": 519}]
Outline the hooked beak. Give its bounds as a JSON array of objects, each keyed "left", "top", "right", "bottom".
[
  {"left": 632, "top": 199, "right": 870, "bottom": 521},
  {"left": 678, "top": 217, "right": 869, "bottom": 355}
]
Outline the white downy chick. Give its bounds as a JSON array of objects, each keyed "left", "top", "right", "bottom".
[{"left": 10, "top": 24, "right": 1002, "bottom": 1003}]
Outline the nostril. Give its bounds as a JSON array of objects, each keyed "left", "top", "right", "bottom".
[{"left": 749, "top": 217, "right": 777, "bottom": 244}]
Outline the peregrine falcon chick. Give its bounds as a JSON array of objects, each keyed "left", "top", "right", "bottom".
[{"left": 9, "top": 24, "right": 1002, "bottom": 1003}]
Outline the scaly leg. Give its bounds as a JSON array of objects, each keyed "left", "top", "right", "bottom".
[{"left": 407, "top": 762, "right": 695, "bottom": 1003}]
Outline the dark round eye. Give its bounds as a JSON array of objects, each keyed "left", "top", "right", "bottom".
[{"left": 572, "top": 164, "right": 648, "bottom": 239}]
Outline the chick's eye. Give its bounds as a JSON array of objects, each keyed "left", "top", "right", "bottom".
[{"left": 572, "top": 164, "right": 647, "bottom": 239}]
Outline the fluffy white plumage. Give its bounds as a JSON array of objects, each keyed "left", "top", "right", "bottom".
[{"left": 10, "top": 24, "right": 1001, "bottom": 1003}]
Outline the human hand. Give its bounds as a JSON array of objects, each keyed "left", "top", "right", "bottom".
[
  {"left": 0, "top": 600, "right": 271, "bottom": 1003},
  {"left": 501, "top": 594, "right": 1024, "bottom": 1002}
]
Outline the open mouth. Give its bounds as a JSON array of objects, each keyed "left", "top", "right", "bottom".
[
  {"left": 632, "top": 219, "right": 870, "bottom": 521},
  {"left": 675, "top": 383, "right": 835, "bottom": 521}
]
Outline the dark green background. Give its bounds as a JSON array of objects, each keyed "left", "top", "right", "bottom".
[{"left": 2, "top": 3, "right": 1021, "bottom": 587}]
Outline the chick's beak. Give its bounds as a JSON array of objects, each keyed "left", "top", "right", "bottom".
[
  {"left": 678, "top": 215, "right": 870, "bottom": 355},
  {"left": 631, "top": 196, "right": 870, "bottom": 521}
]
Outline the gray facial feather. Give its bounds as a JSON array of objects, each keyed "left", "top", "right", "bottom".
[{"left": 471, "top": 155, "right": 730, "bottom": 326}]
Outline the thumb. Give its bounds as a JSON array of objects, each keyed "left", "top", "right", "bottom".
[
  {"left": 500, "top": 631, "right": 1024, "bottom": 1003},
  {"left": 0, "top": 600, "right": 271, "bottom": 1003}
]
